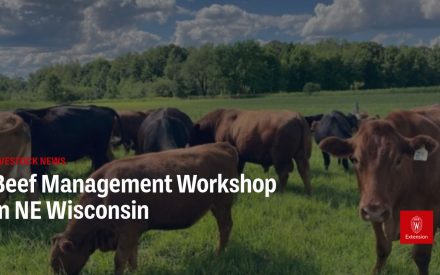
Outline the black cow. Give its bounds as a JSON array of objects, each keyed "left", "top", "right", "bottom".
[
  {"left": 312, "top": 110, "right": 358, "bottom": 171},
  {"left": 304, "top": 114, "right": 323, "bottom": 127},
  {"left": 136, "top": 108, "right": 193, "bottom": 154},
  {"left": 15, "top": 105, "right": 127, "bottom": 181}
]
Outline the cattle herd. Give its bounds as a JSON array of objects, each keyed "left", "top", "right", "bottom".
[{"left": 0, "top": 104, "right": 439, "bottom": 275}]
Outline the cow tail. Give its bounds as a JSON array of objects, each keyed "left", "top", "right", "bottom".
[
  {"left": 103, "top": 107, "right": 130, "bottom": 152},
  {"left": 115, "top": 111, "right": 130, "bottom": 152}
]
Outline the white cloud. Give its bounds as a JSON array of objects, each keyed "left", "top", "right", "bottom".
[
  {"left": 0, "top": 26, "right": 13, "bottom": 36},
  {"left": 430, "top": 36, "right": 440, "bottom": 47},
  {"left": 0, "top": 0, "right": 25, "bottom": 10},
  {"left": 174, "top": 4, "right": 310, "bottom": 45},
  {"left": 0, "top": 0, "right": 173, "bottom": 76},
  {"left": 176, "top": 5, "right": 194, "bottom": 16},
  {"left": 302, "top": 0, "right": 440, "bottom": 37},
  {"left": 371, "top": 32, "right": 414, "bottom": 45},
  {"left": 421, "top": 0, "right": 440, "bottom": 19}
]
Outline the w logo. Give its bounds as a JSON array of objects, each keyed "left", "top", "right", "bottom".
[
  {"left": 411, "top": 216, "right": 423, "bottom": 234},
  {"left": 400, "top": 210, "right": 433, "bottom": 244}
]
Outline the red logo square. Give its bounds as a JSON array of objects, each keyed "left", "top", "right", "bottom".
[{"left": 400, "top": 210, "right": 433, "bottom": 244}]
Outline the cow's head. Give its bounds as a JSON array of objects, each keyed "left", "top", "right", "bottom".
[
  {"left": 346, "top": 113, "right": 359, "bottom": 132},
  {"left": 189, "top": 123, "right": 215, "bottom": 146},
  {"left": 50, "top": 233, "right": 91, "bottom": 275},
  {"left": 320, "top": 120, "right": 438, "bottom": 223},
  {"left": 190, "top": 109, "right": 226, "bottom": 146}
]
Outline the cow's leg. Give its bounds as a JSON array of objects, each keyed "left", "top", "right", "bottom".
[
  {"left": 91, "top": 147, "right": 111, "bottom": 170},
  {"left": 322, "top": 152, "right": 330, "bottom": 170},
  {"left": 114, "top": 231, "right": 140, "bottom": 275},
  {"left": 294, "top": 157, "right": 311, "bottom": 195},
  {"left": 412, "top": 244, "right": 432, "bottom": 275},
  {"left": 372, "top": 222, "right": 392, "bottom": 274},
  {"left": 342, "top": 158, "right": 349, "bottom": 171},
  {"left": 25, "top": 189, "right": 40, "bottom": 201},
  {"left": 238, "top": 159, "right": 246, "bottom": 174},
  {"left": 274, "top": 160, "right": 293, "bottom": 193},
  {"left": 106, "top": 146, "right": 115, "bottom": 161},
  {"left": 211, "top": 198, "right": 233, "bottom": 255},
  {"left": 128, "top": 244, "right": 139, "bottom": 271}
]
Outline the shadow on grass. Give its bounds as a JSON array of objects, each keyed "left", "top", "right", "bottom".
[{"left": 136, "top": 241, "right": 320, "bottom": 275}]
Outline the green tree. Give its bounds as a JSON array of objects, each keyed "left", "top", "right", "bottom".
[
  {"left": 40, "top": 74, "right": 62, "bottom": 101},
  {"left": 181, "top": 44, "right": 224, "bottom": 96}
]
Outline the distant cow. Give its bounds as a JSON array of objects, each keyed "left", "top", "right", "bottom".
[
  {"left": 0, "top": 112, "right": 37, "bottom": 203},
  {"left": 312, "top": 111, "right": 358, "bottom": 171},
  {"left": 320, "top": 105, "right": 440, "bottom": 274},
  {"left": 136, "top": 108, "right": 193, "bottom": 154},
  {"left": 50, "top": 142, "right": 238, "bottom": 275},
  {"left": 191, "top": 109, "right": 312, "bottom": 194},
  {"left": 304, "top": 113, "right": 323, "bottom": 127},
  {"left": 15, "top": 105, "right": 127, "bottom": 181},
  {"left": 112, "top": 110, "right": 152, "bottom": 152}
]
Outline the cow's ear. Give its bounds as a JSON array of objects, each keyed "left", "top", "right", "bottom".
[
  {"left": 404, "top": 135, "right": 438, "bottom": 156},
  {"left": 59, "top": 238, "right": 75, "bottom": 253},
  {"left": 319, "top": 137, "right": 353, "bottom": 158}
]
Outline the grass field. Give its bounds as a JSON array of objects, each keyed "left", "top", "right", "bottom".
[{"left": 1, "top": 88, "right": 440, "bottom": 275}]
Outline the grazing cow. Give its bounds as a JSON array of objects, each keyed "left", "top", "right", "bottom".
[
  {"left": 136, "top": 108, "right": 193, "bottom": 154},
  {"left": 15, "top": 105, "right": 127, "bottom": 181},
  {"left": 0, "top": 112, "right": 37, "bottom": 203},
  {"left": 319, "top": 105, "right": 440, "bottom": 275},
  {"left": 312, "top": 111, "right": 358, "bottom": 171},
  {"left": 50, "top": 142, "right": 238, "bottom": 275},
  {"left": 191, "top": 109, "right": 312, "bottom": 194},
  {"left": 112, "top": 110, "right": 152, "bottom": 152}
]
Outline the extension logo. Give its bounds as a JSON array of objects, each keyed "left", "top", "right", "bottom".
[
  {"left": 400, "top": 210, "right": 433, "bottom": 244},
  {"left": 411, "top": 216, "right": 423, "bottom": 234}
]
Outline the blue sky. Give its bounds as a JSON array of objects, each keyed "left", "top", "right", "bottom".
[{"left": 0, "top": 0, "right": 439, "bottom": 76}]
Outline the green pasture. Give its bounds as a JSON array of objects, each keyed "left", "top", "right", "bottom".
[{"left": 0, "top": 88, "right": 440, "bottom": 274}]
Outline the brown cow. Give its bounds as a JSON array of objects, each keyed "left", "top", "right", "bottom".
[
  {"left": 319, "top": 105, "right": 440, "bottom": 275},
  {"left": 0, "top": 112, "right": 37, "bottom": 204},
  {"left": 50, "top": 142, "right": 238, "bottom": 275},
  {"left": 191, "top": 109, "right": 312, "bottom": 194},
  {"left": 112, "top": 110, "right": 153, "bottom": 152}
]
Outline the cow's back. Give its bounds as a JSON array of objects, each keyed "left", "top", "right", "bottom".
[
  {"left": 387, "top": 109, "right": 440, "bottom": 140},
  {"left": 411, "top": 104, "right": 440, "bottom": 129},
  {"left": 17, "top": 106, "right": 115, "bottom": 158},
  {"left": 216, "top": 110, "right": 308, "bottom": 164},
  {"left": 137, "top": 108, "right": 193, "bottom": 154},
  {"left": 87, "top": 142, "right": 238, "bottom": 229},
  {"left": 15, "top": 105, "right": 118, "bottom": 172}
]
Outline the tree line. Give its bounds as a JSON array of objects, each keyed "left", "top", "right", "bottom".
[{"left": 1, "top": 39, "right": 440, "bottom": 102}]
